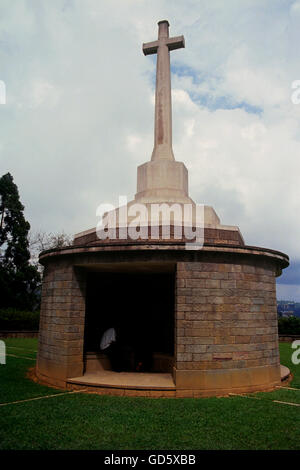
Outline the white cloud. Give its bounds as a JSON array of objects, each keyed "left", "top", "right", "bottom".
[
  {"left": 0, "top": 0, "right": 299, "bottom": 295},
  {"left": 127, "top": 134, "right": 143, "bottom": 152},
  {"left": 276, "top": 283, "right": 300, "bottom": 302},
  {"left": 28, "top": 79, "right": 61, "bottom": 108}
]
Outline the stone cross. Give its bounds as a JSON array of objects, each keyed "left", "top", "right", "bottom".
[{"left": 143, "top": 20, "right": 185, "bottom": 161}]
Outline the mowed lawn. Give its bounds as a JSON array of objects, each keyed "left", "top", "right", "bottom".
[{"left": 0, "top": 339, "right": 299, "bottom": 450}]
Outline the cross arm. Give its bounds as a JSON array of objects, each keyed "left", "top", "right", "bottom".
[
  {"left": 166, "top": 35, "right": 185, "bottom": 51},
  {"left": 143, "top": 40, "right": 159, "bottom": 56}
]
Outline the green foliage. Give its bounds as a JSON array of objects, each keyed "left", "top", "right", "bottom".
[
  {"left": 0, "top": 173, "right": 41, "bottom": 310},
  {"left": 277, "top": 341, "right": 300, "bottom": 388},
  {"left": 278, "top": 316, "right": 300, "bottom": 335},
  {"left": 0, "top": 308, "right": 39, "bottom": 330}
]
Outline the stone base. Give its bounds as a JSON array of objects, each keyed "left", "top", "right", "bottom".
[
  {"left": 174, "top": 364, "right": 281, "bottom": 392},
  {"left": 35, "top": 367, "right": 68, "bottom": 390},
  {"left": 136, "top": 160, "right": 189, "bottom": 203},
  {"left": 33, "top": 364, "right": 285, "bottom": 398},
  {"left": 73, "top": 220, "right": 244, "bottom": 246},
  {"left": 37, "top": 239, "right": 289, "bottom": 399},
  {"left": 36, "top": 356, "right": 84, "bottom": 388}
]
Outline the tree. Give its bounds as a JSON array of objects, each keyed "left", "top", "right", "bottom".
[
  {"left": 29, "top": 230, "right": 72, "bottom": 274},
  {"left": 278, "top": 316, "right": 300, "bottom": 335},
  {"left": 0, "top": 173, "right": 41, "bottom": 310}
]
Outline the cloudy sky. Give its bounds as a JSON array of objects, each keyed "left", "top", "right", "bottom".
[{"left": 0, "top": 0, "right": 300, "bottom": 299}]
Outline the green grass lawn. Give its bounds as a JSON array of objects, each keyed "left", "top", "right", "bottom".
[{"left": 0, "top": 339, "right": 299, "bottom": 450}]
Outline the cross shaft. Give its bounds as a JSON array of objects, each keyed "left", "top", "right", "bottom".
[{"left": 143, "top": 20, "right": 185, "bottom": 161}]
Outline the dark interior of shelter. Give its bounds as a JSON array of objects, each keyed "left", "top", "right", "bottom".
[{"left": 84, "top": 271, "right": 175, "bottom": 373}]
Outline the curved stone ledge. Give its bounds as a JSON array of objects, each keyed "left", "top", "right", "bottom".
[
  {"left": 39, "top": 242, "right": 289, "bottom": 270},
  {"left": 34, "top": 364, "right": 283, "bottom": 398}
]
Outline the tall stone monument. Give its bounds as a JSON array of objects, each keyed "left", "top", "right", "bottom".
[
  {"left": 36, "top": 21, "right": 289, "bottom": 397},
  {"left": 136, "top": 20, "right": 190, "bottom": 204}
]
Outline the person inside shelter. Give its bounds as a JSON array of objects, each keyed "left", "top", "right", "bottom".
[{"left": 100, "top": 321, "right": 135, "bottom": 372}]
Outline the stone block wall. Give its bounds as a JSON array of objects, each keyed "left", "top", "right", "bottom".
[
  {"left": 36, "top": 260, "right": 86, "bottom": 387},
  {"left": 175, "top": 259, "right": 281, "bottom": 393},
  {"left": 36, "top": 243, "right": 288, "bottom": 395}
]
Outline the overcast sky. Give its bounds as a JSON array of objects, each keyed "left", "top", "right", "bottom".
[{"left": 0, "top": 0, "right": 300, "bottom": 300}]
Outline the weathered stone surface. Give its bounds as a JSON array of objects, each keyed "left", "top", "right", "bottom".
[
  {"left": 37, "top": 228, "right": 288, "bottom": 395},
  {"left": 175, "top": 256, "right": 282, "bottom": 384},
  {"left": 37, "top": 261, "right": 86, "bottom": 382}
]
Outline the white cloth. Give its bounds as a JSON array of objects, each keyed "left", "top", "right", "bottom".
[{"left": 100, "top": 327, "right": 116, "bottom": 350}]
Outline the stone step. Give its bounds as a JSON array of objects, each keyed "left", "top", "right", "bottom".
[{"left": 67, "top": 371, "right": 176, "bottom": 391}]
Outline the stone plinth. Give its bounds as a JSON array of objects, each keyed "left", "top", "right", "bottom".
[
  {"left": 136, "top": 160, "right": 190, "bottom": 203},
  {"left": 36, "top": 239, "right": 289, "bottom": 396},
  {"left": 73, "top": 224, "right": 244, "bottom": 247}
]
